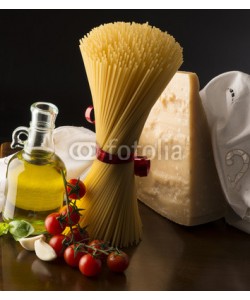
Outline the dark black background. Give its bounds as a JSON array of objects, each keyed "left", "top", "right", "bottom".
[{"left": 1, "top": 9, "right": 250, "bottom": 142}]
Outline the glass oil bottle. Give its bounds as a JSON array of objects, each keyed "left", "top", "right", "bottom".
[{"left": 2, "top": 102, "right": 66, "bottom": 233}]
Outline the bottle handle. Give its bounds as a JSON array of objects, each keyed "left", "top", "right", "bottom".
[{"left": 11, "top": 126, "right": 29, "bottom": 149}]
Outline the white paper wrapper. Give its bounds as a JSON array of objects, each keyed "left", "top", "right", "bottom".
[
  {"left": 53, "top": 126, "right": 95, "bottom": 180},
  {"left": 0, "top": 126, "right": 95, "bottom": 211},
  {"left": 200, "top": 71, "right": 250, "bottom": 232}
]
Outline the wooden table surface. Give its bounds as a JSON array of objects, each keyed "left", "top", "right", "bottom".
[{"left": 0, "top": 202, "right": 250, "bottom": 291}]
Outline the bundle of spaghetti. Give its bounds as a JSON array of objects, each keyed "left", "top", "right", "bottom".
[{"left": 77, "top": 22, "right": 183, "bottom": 247}]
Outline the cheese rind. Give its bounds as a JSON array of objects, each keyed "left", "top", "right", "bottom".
[{"left": 137, "top": 71, "right": 225, "bottom": 226}]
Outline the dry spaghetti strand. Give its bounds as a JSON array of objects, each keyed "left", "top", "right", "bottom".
[{"left": 78, "top": 22, "right": 183, "bottom": 247}]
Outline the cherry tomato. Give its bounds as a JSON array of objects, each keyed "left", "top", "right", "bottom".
[
  {"left": 107, "top": 251, "right": 129, "bottom": 273},
  {"left": 64, "top": 244, "right": 85, "bottom": 267},
  {"left": 67, "top": 226, "right": 89, "bottom": 243},
  {"left": 88, "top": 239, "right": 109, "bottom": 261},
  {"left": 66, "top": 179, "right": 86, "bottom": 200},
  {"left": 79, "top": 254, "right": 102, "bottom": 277},
  {"left": 45, "top": 212, "right": 66, "bottom": 235},
  {"left": 60, "top": 205, "right": 80, "bottom": 226},
  {"left": 49, "top": 234, "right": 69, "bottom": 257}
]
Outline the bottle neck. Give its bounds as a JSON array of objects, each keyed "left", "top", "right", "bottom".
[
  {"left": 11, "top": 102, "right": 58, "bottom": 162},
  {"left": 24, "top": 125, "right": 55, "bottom": 157}
]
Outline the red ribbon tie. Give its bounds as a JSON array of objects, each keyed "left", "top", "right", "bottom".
[
  {"left": 85, "top": 106, "right": 95, "bottom": 124},
  {"left": 85, "top": 105, "right": 150, "bottom": 177},
  {"left": 96, "top": 146, "right": 150, "bottom": 177}
]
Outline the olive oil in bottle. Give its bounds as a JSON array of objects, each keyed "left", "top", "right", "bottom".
[{"left": 3, "top": 102, "right": 66, "bottom": 233}]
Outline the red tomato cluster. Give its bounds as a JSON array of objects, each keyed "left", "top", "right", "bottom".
[
  {"left": 44, "top": 178, "right": 129, "bottom": 277},
  {"left": 47, "top": 234, "right": 129, "bottom": 277},
  {"left": 45, "top": 205, "right": 81, "bottom": 235},
  {"left": 45, "top": 178, "right": 85, "bottom": 235}
]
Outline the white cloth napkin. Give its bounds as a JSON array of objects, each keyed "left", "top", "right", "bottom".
[
  {"left": 0, "top": 126, "right": 96, "bottom": 211},
  {"left": 200, "top": 71, "right": 250, "bottom": 232}
]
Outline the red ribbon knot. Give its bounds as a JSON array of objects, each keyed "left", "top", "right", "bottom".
[{"left": 96, "top": 147, "right": 150, "bottom": 177}]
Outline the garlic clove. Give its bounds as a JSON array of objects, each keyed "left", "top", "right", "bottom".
[
  {"left": 34, "top": 238, "right": 57, "bottom": 261},
  {"left": 19, "top": 234, "right": 45, "bottom": 251}
]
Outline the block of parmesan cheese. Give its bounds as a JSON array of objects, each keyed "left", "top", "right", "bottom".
[{"left": 136, "top": 71, "right": 225, "bottom": 226}]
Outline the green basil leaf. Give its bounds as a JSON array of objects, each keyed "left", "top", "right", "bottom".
[
  {"left": 9, "top": 220, "right": 34, "bottom": 241},
  {"left": 0, "top": 222, "right": 10, "bottom": 236}
]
